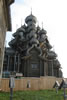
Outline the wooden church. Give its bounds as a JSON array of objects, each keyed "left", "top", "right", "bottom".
[{"left": 3, "top": 13, "right": 62, "bottom": 77}]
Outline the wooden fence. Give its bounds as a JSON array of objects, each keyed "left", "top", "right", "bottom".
[{"left": 1, "top": 76, "right": 63, "bottom": 92}]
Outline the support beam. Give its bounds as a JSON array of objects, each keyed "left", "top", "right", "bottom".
[
  {"left": 17, "top": 54, "right": 20, "bottom": 72},
  {"left": 7, "top": 55, "right": 10, "bottom": 71},
  {"left": 14, "top": 55, "right": 16, "bottom": 72},
  {"left": 52, "top": 60, "right": 54, "bottom": 76}
]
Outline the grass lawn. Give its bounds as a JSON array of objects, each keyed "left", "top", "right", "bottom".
[{"left": 0, "top": 89, "right": 65, "bottom": 100}]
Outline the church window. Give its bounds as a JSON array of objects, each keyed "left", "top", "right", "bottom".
[{"left": 31, "top": 63, "right": 38, "bottom": 69}]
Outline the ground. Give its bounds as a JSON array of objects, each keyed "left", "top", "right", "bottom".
[{"left": 0, "top": 90, "right": 65, "bottom": 100}]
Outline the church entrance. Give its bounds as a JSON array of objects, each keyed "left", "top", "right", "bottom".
[{"left": 30, "top": 63, "right": 40, "bottom": 77}]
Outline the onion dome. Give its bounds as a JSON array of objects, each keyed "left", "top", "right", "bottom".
[
  {"left": 36, "top": 26, "right": 41, "bottom": 35},
  {"left": 26, "top": 21, "right": 35, "bottom": 26},
  {"left": 17, "top": 26, "right": 25, "bottom": 33},
  {"left": 40, "top": 34, "right": 47, "bottom": 42},
  {"left": 21, "top": 24, "right": 26, "bottom": 29},
  {"left": 9, "top": 38, "right": 17, "bottom": 46},
  {"left": 13, "top": 31, "right": 24, "bottom": 38},
  {"left": 46, "top": 42, "right": 52, "bottom": 49},
  {"left": 30, "top": 38, "right": 39, "bottom": 45},
  {"left": 37, "top": 26, "right": 41, "bottom": 32},
  {"left": 54, "top": 59, "right": 60, "bottom": 67},
  {"left": 39, "top": 29, "right": 47, "bottom": 35},
  {"left": 29, "top": 31, "right": 37, "bottom": 38},
  {"left": 13, "top": 25, "right": 25, "bottom": 37},
  {"left": 47, "top": 51, "right": 57, "bottom": 59},
  {"left": 25, "top": 14, "right": 37, "bottom": 24},
  {"left": 26, "top": 32, "right": 37, "bottom": 40},
  {"left": 37, "top": 25, "right": 40, "bottom": 30},
  {"left": 27, "top": 24, "right": 37, "bottom": 32}
]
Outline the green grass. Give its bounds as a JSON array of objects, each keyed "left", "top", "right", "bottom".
[{"left": 0, "top": 89, "right": 65, "bottom": 100}]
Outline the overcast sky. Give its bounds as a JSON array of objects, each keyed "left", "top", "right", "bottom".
[{"left": 6, "top": 0, "right": 67, "bottom": 78}]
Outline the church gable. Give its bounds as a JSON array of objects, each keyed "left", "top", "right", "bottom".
[
  {"left": 30, "top": 47, "right": 40, "bottom": 57},
  {"left": 29, "top": 47, "right": 40, "bottom": 67}
]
